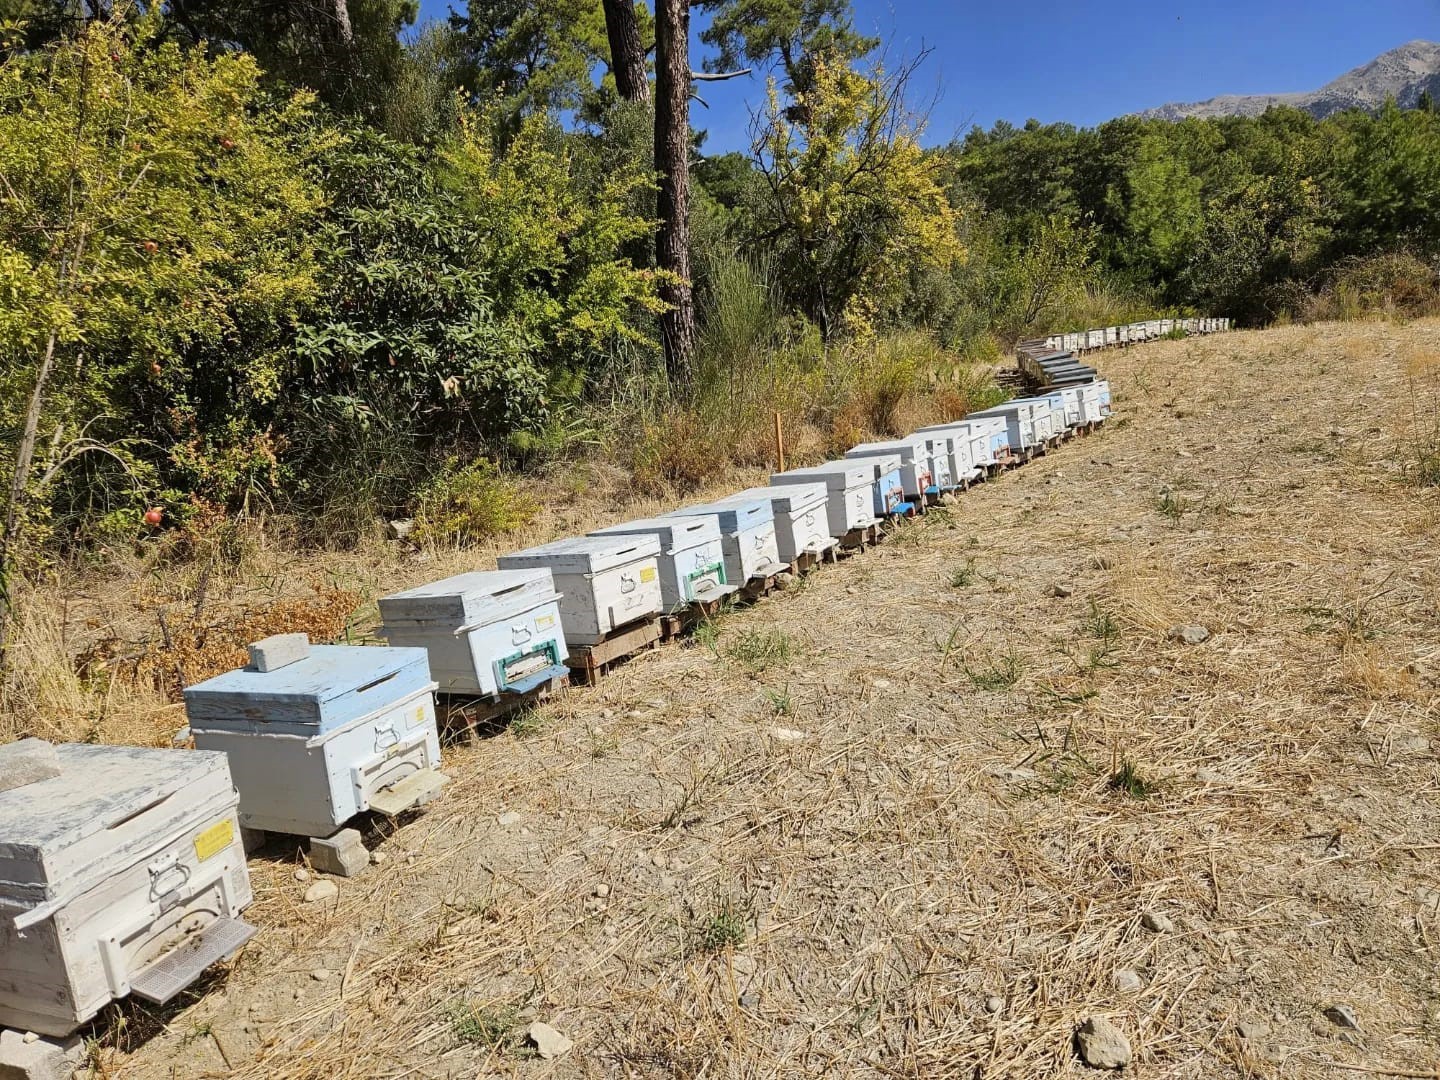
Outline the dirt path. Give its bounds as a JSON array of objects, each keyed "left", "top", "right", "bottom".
[{"left": 110, "top": 321, "right": 1440, "bottom": 1079}]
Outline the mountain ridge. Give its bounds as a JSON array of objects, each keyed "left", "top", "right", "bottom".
[{"left": 1136, "top": 40, "right": 1440, "bottom": 121}]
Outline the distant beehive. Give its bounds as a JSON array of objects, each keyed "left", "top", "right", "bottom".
[
  {"left": 498, "top": 534, "right": 664, "bottom": 645},
  {"left": 183, "top": 639, "right": 444, "bottom": 837},
  {"left": 0, "top": 743, "right": 255, "bottom": 1037},
  {"left": 713, "top": 484, "right": 836, "bottom": 564},
  {"left": 589, "top": 516, "right": 735, "bottom": 613},
  {"left": 770, "top": 460, "right": 879, "bottom": 535},
  {"left": 667, "top": 496, "right": 788, "bottom": 585},
  {"left": 846, "top": 437, "right": 945, "bottom": 499},
  {"left": 378, "top": 569, "right": 569, "bottom": 699}
]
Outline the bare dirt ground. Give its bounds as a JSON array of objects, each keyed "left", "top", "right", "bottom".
[{"left": 77, "top": 320, "right": 1440, "bottom": 1077}]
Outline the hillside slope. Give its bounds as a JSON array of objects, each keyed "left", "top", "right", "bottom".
[
  {"left": 91, "top": 321, "right": 1440, "bottom": 1078},
  {"left": 1139, "top": 40, "right": 1440, "bottom": 120}
]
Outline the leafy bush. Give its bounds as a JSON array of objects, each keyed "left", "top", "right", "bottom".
[{"left": 413, "top": 459, "right": 537, "bottom": 546}]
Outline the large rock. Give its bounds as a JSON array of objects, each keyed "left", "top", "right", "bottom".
[
  {"left": 247, "top": 633, "right": 310, "bottom": 672},
  {"left": 1074, "top": 1017, "right": 1132, "bottom": 1069},
  {"left": 309, "top": 828, "right": 368, "bottom": 878},
  {"left": 0, "top": 1029, "right": 85, "bottom": 1080},
  {"left": 0, "top": 739, "right": 61, "bottom": 794}
]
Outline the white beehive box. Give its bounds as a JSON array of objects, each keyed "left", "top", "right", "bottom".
[
  {"left": 770, "top": 461, "right": 878, "bottom": 535},
  {"left": 668, "top": 497, "right": 787, "bottom": 585},
  {"left": 846, "top": 438, "right": 945, "bottom": 499},
  {"left": 378, "top": 570, "right": 568, "bottom": 699},
  {"left": 589, "top": 517, "right": 734, "bottom": 612},
  {"left": 916, "top": 421, "right": 997, "bottom": 473},
  {"left": 719, "top": 484, "right": 836, "bottom": 563},
  {"left": 969, "top": 401, "right": 1046, "bottom": 450},
  {"left": 917, "top": 430, "right": 973, "bottom": 489},
  {"left": 1096, "top": 379, "right": 1113, "bottom": 418},
  {"left": 499, "top": 534, "right": 664, "bottom": 645},
  {"left": 843, "top": 454, "right": 908, "bottom": 516},
  {"left": 0, "top": 744, "right": 254, "bottom": 1037},
  {"left": 184, "top": 642, "right": 443, "bottom": 838},
  {"left": 1074, "top": 382, "right": 1104, "bottom": 424}
]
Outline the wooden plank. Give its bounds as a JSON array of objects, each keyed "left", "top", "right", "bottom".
[{"left": 565, "top": 616, "right": 663, "bottom": 686}]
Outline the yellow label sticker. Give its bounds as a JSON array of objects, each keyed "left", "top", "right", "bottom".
[
  {"left": 407, "top": 704, "right": 426, "bottom": 728},
  {"left": 536, "top": 614, "right": 556, "bottom": 630},
  {"left": 194, "top": 819, "right": 234, "bottom": 861},
  {"left": 639, "top": 567, "right": 658, "bottom": 583}
]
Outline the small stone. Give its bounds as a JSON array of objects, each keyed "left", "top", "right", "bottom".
[
  {"left": 21, "top": 1032, "right": 38, "bottom": 1044},
  {"left": 516, "top": 1005, "right": 539, "bottom": 1023},
  {"left": 171, "top": 726, "right": 192, "bottom": 747},
  {"left": 293, "top": 868, "right": 311, "bottom": 883},
  {"left": 1324, "top": 1004, "right": 1361, "bottom": 1030},
  {"left": 739, "top": 993, "right": 760, "bottom": 1009},
  {"left": 1236, "top": 1018, "right": 1269, "bottom": 1041},
  {"left": 303, "top": 880, "right": 339, "bottom": 904},
  {"left": 1144, "top": 666, "right": 1164, "bottom": 678},
  {"left": 369, "top": 850, "right": 386, "bottom": 866},
  {"left": 984, "top": 995, "right": 1004, "bottom": 1014},
  {"left": 1414, "top": 885, "right": 1440, "bottom": 908},
  {"left": 872, "top": 678, "right": 892, "bottom": 690},
  {"left": 775, "top": 571, "right": 795, "bottom": 590},
  {"left": 1074, "top": 1016, "right": 1132, "bottom": 1069},
  {"left": 386, "top": 518, "right": 415, "bottom": 541},
  {"left": 1113, "top": 968, "right": 1143, "bottom": 992},
  {"left": 1167, "top": 624, "right": 1211, "bottom": 645},
  {"left": 1194, "top": 769, "right": 1227, "bottom": 785},
  {"left": 497, "top": 811, "right": 523, "bottom": 827},
  {"left": 770, "top": 727, "right": 807, "bottom": 742},
  {"left": 526, "top": 1021, "right": 572, "bottom": 1060},
  {"left": 1141, "top": 910, "right": 1174, "bottom": 933},
  {"left": 583, "top": 898, "right": 604, "bottom": 914},
  {"left": 1047, "top": 583, "right": 1074, "bottom": 598},
  {"left": 845, "top": 586, "right": 858, "bottom": 595},
  {"left": 593, "top": 883, "right": 611, "bottom": 898},
  {"left": 310, "top": 968, "right": 332, "bottom": 982},
  {"left": 626, "top": 708, "right": 643, "bottom": 719}
]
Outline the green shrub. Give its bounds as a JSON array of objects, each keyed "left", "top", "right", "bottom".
[{"left": 413, "top": 459, "right": 536, "bottom": 545}]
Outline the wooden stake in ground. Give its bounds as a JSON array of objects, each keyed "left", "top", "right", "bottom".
[{"left": 774, "top": 411, "right": 786, "bottom": 473}]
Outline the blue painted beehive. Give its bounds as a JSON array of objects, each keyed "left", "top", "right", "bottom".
[{"left": 183, "top": 639, "right": 444, "bottom": 838}]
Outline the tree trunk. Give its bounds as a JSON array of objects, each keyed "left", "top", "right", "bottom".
[
  {"left": 601, "top": 0, "right": 649, "bottom": 103},
  {"left": 0, "top": 331, "right": 59, "bottom": 673},
  {"left": 654, "top": 0, "right": 695, "bottom": 384}
]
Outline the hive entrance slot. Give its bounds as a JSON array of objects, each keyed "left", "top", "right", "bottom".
[
  {"left": 355, "top": 672, "right": 398, "bottom": 695},
  {"left": 107, "top": 793, "right": 171, "bottom": 830}
]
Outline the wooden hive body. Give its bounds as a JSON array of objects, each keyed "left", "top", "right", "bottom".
[
  {"left": 379, "top": 570, "right": 569, "bottom": 698},
  {"left": 589, "top": 517, "right": 734, "bottom": 612},
  {"left": 0, "top": 745, "right": 253, "bottom": 1036},
  {"left": 184, "top": 646, "right": 441, "bottom": 837},
  {"left": 499, "top": 535, "right": 664, "bottom": 645}
]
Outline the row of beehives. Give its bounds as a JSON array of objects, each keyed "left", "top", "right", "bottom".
[
  {"left": 0, "top": 345, "right": 1146, "bottom": 1051},
  {"left": 1036, "top": 316, "right": 1231, "bottom": 354}
]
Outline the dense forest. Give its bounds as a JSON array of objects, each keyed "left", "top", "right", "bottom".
[{"left": 1, "top": 0, "right": 1438, "bottom": 629}]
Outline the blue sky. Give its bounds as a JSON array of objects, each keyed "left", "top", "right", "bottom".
[{"left": 415, "top": 0, "right": 1440, "bottom": 153}]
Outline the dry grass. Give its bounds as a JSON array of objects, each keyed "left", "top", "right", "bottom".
[{"left": 17, "top": 319, "right": 1440, "bottom": 1078}]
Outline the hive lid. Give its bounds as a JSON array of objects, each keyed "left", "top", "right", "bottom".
[
  {"left": 722, "top": 483, "right": 827, "bottom": 514},
  {"left": 182, "top": 645, "right": 433, "bottom": 733},
  {"left": 846, "top": 438, "right": 926, "bottom": 463},
  {"left": 498, "top": 532, "right": 661, "bottom": 575},
  {"left": 0, "top": 744, "right": 235, "bottom": 897},
  {"left": 770, "top": 460, "right": 873, "bottom": 491},
  {"left": 590, "top": 515, "right": 722, "bottom": 554},
  {"left": 378, "top": 569, "right": 559, "bottom": 627},
  {"left": 668, "top": 495, "right": 774, "bottom": 532}
]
